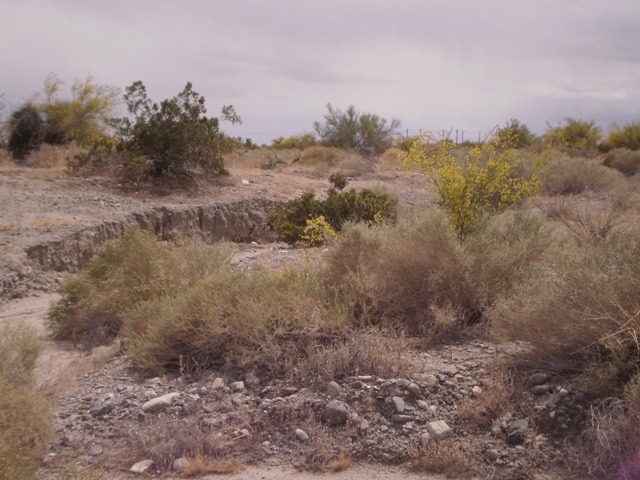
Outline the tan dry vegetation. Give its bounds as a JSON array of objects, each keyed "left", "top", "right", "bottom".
[{"left": 4, "top": 141, "right": 640, "bottom": 478}]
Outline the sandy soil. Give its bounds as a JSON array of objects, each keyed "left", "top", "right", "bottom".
[{"left": 0, "top": 162, "right": 451, "bottom": 479}]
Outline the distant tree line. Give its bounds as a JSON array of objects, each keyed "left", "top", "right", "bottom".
[{"left": 2, "top": 74, "right": 640, "bottom": 185}]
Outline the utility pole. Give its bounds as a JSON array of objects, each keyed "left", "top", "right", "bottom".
[
  {"left": 478, "top": 131, "right": 482, "bottom": 143},
  {"left": 461, "top": 130, "right": 465, "bottom": 143}
]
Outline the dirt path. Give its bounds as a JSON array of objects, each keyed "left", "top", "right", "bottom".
[{"left": 0, "top": 293, "right": 119, "bottom": 390}]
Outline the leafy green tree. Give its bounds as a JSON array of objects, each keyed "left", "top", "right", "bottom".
[
  {"left": 544, "top": 118, "right": 602, "bottom": 153},
  {"left": 313, "top": 103, "right": 400, "bottom": 158},
  {"left": 7, "top": 104, "right": 44, "bottom": 161},
  {"left": 602, "top": 121, "right": 640, "bottom": 152},
  {"left": 40, "top": 74, "right": 119, "bottom": 146},
  {"left": 494, "top": 119, "right": 534, "bottom": 148},
  {"left": 106, "top": 81, "right": 240, "bottom": 180}
]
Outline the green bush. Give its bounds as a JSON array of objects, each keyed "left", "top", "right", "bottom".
[
  {"left": 80, "top": 81, "right": 240, "bottom": 183},
  {"left": 603, "top": 148, "right": 640, "bottom": 177},
  {"left": 313, "top": 103, "right": 400, "bottom": 158},
  {"left": 7, "top": 104, "right": 44, "bottom": 161},
  {"left": 267, "top": 177, "right": 398, "bottom": 245},
  {"left": 271, "top": 133, "right": 317, "bottom": 150},
  {"left": 603, "top": 121, "right": 640, "bottom": 152},
  {"left": 494, "top": 119, "right": 535, "bottom": 149},
  {"left": 48, "top": 230, "right": 234, "bottom": 345},
  {"left": 544, "top": 118, "right": 602, "bottom": 154}
]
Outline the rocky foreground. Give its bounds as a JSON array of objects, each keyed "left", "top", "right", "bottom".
[{"left": 40, "top": 339, "right": 581, "bottom": 479}]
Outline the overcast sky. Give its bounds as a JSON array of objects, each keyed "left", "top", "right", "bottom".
[{"left": 2, "top": 0, "right": 640, "bottom": 144}]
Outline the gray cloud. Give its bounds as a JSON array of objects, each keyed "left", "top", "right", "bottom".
[{"left": 1, "top": 0, "right": 640, "bottom": 144}]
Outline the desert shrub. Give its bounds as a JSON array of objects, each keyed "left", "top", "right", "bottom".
[
  {"left": 491, "top": 225, "right": 640, "bottom": 381},
  {"left": 299, "top": 145, "right": 346, "bottom": 166},
  {"left": 494, "top": 118, "right": 535, "bottom": 149},
  {"left": 267, "top": 191, "right": 323, "bottom": 244},
  {"left": 491, "top": 226, "right": 640, "bottom": 478},
  {"left": 79, "top": 81, "right": 240, "bottom": 183},
  {"left": 292, "top": 331, "right": 409, "bottom": 384},
  {"left": 377, "top": 147, "right": 403, "bottom": 170},
  {"left": 123, "top": 268, "right": 346, "bottom": 374},
  {"left": 40, "top": 74, "right": 119, "bottom": 147},
  {"left": 402, "top": 133, "right": 544, "bottom": 238},
  {"left": 271, "top": 133, "right": 317, "bottom": 150},
  {"left": 117, "top": 416, "right": 231, "bottom": 472},
  {"left": 301, "top": 215, "right": 337, "bottom": 247},
  {"left": 267, "top": 178, "right": 398, "bottom": 245},
  {"left": 0, "top": 325, "right": 50, "bottom": 480},
  {"left": 541, "top": 155, "right": 621, "bottom": 195},
  {"left": 602, "top": 121, "right": 640, "bottom": 152},
  {"left": 313, "top": 103, "right": 400, "bottom": 158},
  {"left": 7, "top": 103, "right": 44, "bottom": 161},
  {"left": 544, "top": 118, "right": 602, "bottom": 154},
  {"left": 325, "top": 208, "right": 552, "bottom": 338},
  {"left": 48, "top": 230, "right": 234, "bottom": 344},
  {"left": 603, "top": 148, "right": 640, "bottom": 176}
]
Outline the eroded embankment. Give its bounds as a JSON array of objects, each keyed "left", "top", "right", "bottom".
[{"left": 2, "top": 198, "right": 279, "bottom": 300}]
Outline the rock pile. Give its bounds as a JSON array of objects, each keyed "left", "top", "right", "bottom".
[{"left": 42, "top": 341, "right": 577, "bottom": 478}]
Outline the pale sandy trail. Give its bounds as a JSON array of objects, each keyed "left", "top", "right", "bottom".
[{"left": 0, "top": 293, "right": 119, "bottom": 389}]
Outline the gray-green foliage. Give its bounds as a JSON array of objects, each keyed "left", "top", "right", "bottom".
[
  {"left": 313, "top": 103, "right": 400, "bottom": 158},
  {"left": 80, "top": 81, "right": 240, "bottom": 182}
]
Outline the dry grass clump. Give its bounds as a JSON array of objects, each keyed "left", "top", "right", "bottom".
[
  {"left": 541, "top": 154, "right": 622, "bottom": 195},
  {"left": 47, "top": 230, "right": 235, "bottom": 345},
  {"left": 123, "top": 267, "right": 346, "bottom": 374},
  {"left": 0, "top": 325, "right": 50, "bottom": 480},
  {"left": 325, "top": 207, "right": 553, "bottom": 340},
  {"left": 113, "top": 416, "right": 233, "bottom": 472},
  {"left": 491, "top": 225, "right": 640, "bottom": 380},
  {"left": 603, "top": 148, "right": 640, "bottom": 177},
  {"left": 409, "top": 440, "right": 479, "bottom": 478},
  {"left": 225, "top": 148, "right": 302, "bottom": 169},
  {"left": 376, "top": 147, "right": 403, "bottom": 170},
  {"left": 572, "top": 395, "right": 640, "bottom": 479},
  {"left": 457, "top": 369, "right": 514, "bottom": 430},
  {"left": 291, "top": 331, "right": 410, "bottom": 384}
]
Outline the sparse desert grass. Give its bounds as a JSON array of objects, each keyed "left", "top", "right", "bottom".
[
  {"left": 325, "top": 207, "right": 553, "bottom": 340},
  {"left": 490, "top": 222, "right": 640, "bottom": 386},
  {"left": 112, "top": 415, "right": 233, "bottom": 472},
  {"left": 409, "top": 440, "right": 479, "bottom": 478},
  {"left": 603, "top": 148, "right": 640, "bottom": 177},
  {"left": 48, "top": 230, "right": 235, "bottom": 345},
  {"left": 456, "top": 368, "right": 515, "bottom": 430},
  {"left": 0, "top": 324, "right": 50, "bottom": 480},
  {"left": 290, "top": 330, "right": 409, "bottom": 384},
  {"left": 376, "top": 147, "right": 403, "bottom": 170},
  {"left": 541, "top": 154, "right": 622, "bottom": 195},
  {"left": 123, "top": 267, "right": 347, "bottom": 374}
]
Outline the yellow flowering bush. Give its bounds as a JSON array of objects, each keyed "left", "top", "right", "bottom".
[
  {"left": 301, "top": 215, "right": 337, "bottom": 246},
  {"left": 402, "top": 134, "right": 544, "bottom": 238}
]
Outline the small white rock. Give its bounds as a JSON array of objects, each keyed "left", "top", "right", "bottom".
[
  {"left": 241, "top": 179, "right": 250, "bottom": 185},
  {"left": 141, "top": 392, "right": 179, "bottom": 413},
  {"left": 426, "top": 420, "right": 452, "bottom": 439},
  {"left": 295, "top": 428, "right": 309, "bottom": 442},
  {"left": 130, "top": 459, "right": 154, "bottom": 474}
]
